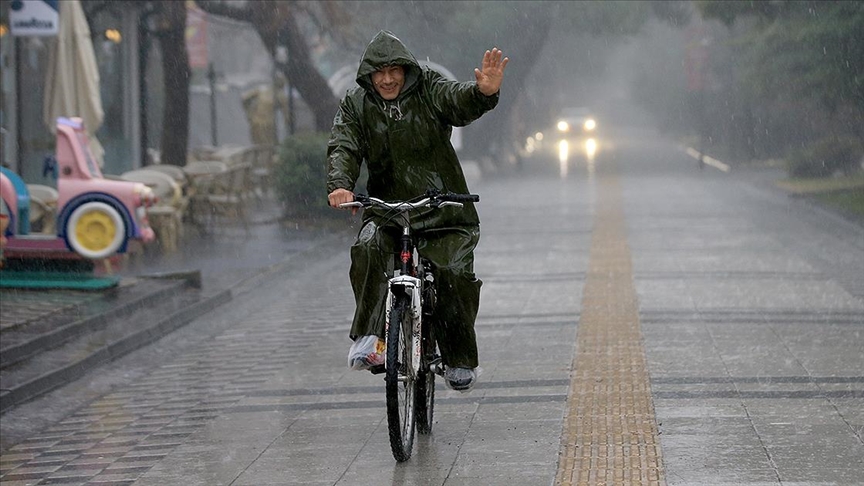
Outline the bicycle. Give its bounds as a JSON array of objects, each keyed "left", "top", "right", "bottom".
[{"left": 340, "top": 190, "right": 480, "bottom": 462}]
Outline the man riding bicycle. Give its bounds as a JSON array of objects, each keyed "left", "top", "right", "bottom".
[{"left": 327, "top": 30, "right": 508, "bottom": 391}]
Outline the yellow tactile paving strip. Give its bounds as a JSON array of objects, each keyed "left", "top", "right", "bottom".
[{"left": 555, "top": 169, "right": 665, "bottom": 486}]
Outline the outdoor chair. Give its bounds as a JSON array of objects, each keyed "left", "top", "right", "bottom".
[
  {"left": 144, "top": 164, "right": 188, "bottom": 190},
  {"left": 213, "top": 145, "right": 248, "bottom": 166},
  {"left": 183, "top": 160, "right": 228, "bottom": 177},
  {"left": 26, "top": 184, "right": 59, "bottom": 234},
  {"left": 120, "top": 169, "right": 186, "bottom": 252},
  {"left": 188, "top": 146, "right": 218, "bottom": 162},
  {"left": 248, "top": 145, "right": 277, "bottom": 201},
  {"left": 186, "top": 162, "right": 252, "bottom": 234}
]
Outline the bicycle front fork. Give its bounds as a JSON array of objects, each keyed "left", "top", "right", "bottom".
[{"left": 386, "top": 276, "right": 423, "bottom": 374}]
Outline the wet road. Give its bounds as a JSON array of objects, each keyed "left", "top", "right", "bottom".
[{"left": 1, "top": 123, "right": 862, "bottom": 485}]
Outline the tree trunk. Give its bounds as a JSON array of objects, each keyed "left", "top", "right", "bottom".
[
  {"left": 251, "top": 7, "right": 339, "bottom": 133},
  {"left": 156, "top": 2, "right": 190, "bottom": 166},
  {"left": 195, "top": 0, "right": 339, "bottom": 133}
]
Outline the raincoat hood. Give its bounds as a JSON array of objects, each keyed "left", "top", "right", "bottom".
[{"left": 356, "top": 31, "right": 422, "bottom": 100}]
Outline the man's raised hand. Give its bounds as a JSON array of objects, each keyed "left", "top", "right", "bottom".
[{"left": 474, "top": 48, "right": 509, "bottom": 96}]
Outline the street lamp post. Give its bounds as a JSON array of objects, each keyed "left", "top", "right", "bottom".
[
  {"left": 208, "top": 62, "right": 218, "bottom": 146},
  {"left": 275, "top": 46, "right": 295, "bottom": 137}
]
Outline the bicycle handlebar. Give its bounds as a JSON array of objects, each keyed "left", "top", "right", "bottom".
[
  {"left": 339, "top": 192, "right": 479, "bottom": 211},
  {"left": 438, "top": 193, "right": 480, "bottom": 203}
]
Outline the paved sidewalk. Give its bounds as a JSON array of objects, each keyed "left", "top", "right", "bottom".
[
  {"left": 0, "top": 200, "right": 343, "bottom": 335},
  {"left": 0, "top": 200, "right": 351, "bottom": 444},
  {"left": 0, "top": 130, "right": 862, "bottom": 485}
]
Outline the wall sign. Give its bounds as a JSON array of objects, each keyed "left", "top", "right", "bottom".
[{"left": 10, "top": 0, "right": 60, "bottom": 37}]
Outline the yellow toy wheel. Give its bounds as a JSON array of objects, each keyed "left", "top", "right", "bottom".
[{"left": 66, "top": 201, "right": 126, "bottom": 259}]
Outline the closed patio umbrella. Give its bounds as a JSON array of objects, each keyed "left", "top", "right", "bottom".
[{"left": 43, "top": 0, "right": 104, "bottom": 166}]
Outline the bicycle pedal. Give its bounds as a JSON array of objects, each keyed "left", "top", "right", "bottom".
[{"left": 429, "top": 359, "right": 445, "bottom": 376}]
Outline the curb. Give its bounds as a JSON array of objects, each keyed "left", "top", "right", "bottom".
[
  {"left": 679, "top": 145, "right": 863, "bottom": 234},
  {"left": 0, "top": 285, "right": 230, "bottom": 413},
  {"left": 0, "top": 230, "right": 351, "bottom": 414},
  {"left": 754, "top": 176, "right": 864, "bottom": 237},
  {"left": 784, "top": 191, "right": 864, "bottom": 236},
  {"left": 0, "top": 277, "right": 191, "bottom": 369}
]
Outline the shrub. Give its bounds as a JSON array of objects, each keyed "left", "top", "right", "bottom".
[
  {"left": 787, "top": 136, "right": 863, "bottom": 178},
  {"left": 274, "top": 133, "right": 334, "bottom": 218}
]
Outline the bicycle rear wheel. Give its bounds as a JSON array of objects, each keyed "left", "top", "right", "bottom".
[
  {"left": 416, "top": 326, "right": 437, "bottom": 434},
  {"left": 386, "top": 294, "right": 416, "bottom": 462},
  {"left": 415, "top": 366, "right": 435, "bottom": 434}
]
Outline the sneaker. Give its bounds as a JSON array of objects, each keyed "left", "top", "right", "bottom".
[{"left": 445, "top": 367, "right": 477, "bottom": 391}]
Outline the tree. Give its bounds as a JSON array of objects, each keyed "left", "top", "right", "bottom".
[
  {"left": 79, "top": 1, "right": 189, "bottom": 167},
  {"left": 109, "top": 1, "right": 691, "bottom": 172},
  {"left": 194, "top": 0, "right": 348, "bottom": 132},
  {"left": 154, "top": 1, "right": 190, "bottom": 166},
  {"left": 339, "top": 1, "right": 687, "bottom": 163},
  {"left": 697, "top": 0, "right": 864, "bottom": 145}
]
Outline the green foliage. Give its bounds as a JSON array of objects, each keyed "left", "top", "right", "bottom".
[
  {"left": 697, "top": 1, "right": 864, "bottom": 126},
  {"left": 744, "top": 2, "right": 864, "bottom": 113},
  {"left": 274, "top": 133, "right": 335, "bottom": 218},
  {"left": 557, "top": 1, "right": 656, "bottom": 35},
  {"left": 628, "top": 1, "right": 864, "bottom": 163},
  {"left": 787, "top": 137, "right": 863, "bottom": 178},
  {"left": 695, "top": 0, "right": 782, "bottom": 27},
  {"left": 815, "top": 190, "right": 864, "bottom": 219}
]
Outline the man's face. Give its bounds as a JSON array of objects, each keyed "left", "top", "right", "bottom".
[{"left": 371, "top": 65, "right": 405, "bottom": 100}]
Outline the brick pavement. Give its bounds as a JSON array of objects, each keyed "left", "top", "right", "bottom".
[
  {"left": 1, "top": 130, "right": 862, "bottom": 485},
  {"left": 0, "top": 289, "right": 104, "bottom": 332},
  {"left": 556, "top": 168, "right": 663, "bottom": 485}
]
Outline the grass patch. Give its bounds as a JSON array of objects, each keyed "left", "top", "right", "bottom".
[
  {"left": 774, "top": 174, "right": 864, "bottom": 195},
  {"left": 774, "top": 173, "right": 864, "bottom": 222},
  {"left": 813, "top": 190, "right": 864, "bottom": 218}
]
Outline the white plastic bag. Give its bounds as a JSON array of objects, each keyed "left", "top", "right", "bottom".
[{"left": 348, "top": 335, "right": 385, "bottom": 370}]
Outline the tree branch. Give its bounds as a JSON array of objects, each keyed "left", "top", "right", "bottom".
[{"left": 194, "top": 0, "right": 253, "bottom": 22}]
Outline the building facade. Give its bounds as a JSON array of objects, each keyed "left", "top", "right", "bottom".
[{"left": 1, "top": 0, "right": 143, "bottom": 183}]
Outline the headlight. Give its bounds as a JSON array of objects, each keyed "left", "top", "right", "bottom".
[
  {"left": 585, "top": 138, "right": 597, "bottom": 158},
  {"left": 583, "top": 118, "right": 596, "bottom": 131},
  {"left": 558, "top": 140, "right": 569, "bottom": 163},
  {"left": 557, "top": 120, "right": 570, "bottom": 132}
]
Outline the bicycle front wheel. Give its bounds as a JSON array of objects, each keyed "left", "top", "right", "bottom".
[{"left": 386, "top": 293, "right": 416, "bottom": 462}]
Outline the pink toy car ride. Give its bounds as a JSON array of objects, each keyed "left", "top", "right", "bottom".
[{"left": 0, "top": 117, "right": 156, "bottom": 260}]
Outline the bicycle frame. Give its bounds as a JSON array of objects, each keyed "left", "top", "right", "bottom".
[
  {"left": 387, "top": 227, "right": 424, "bottom": 378},
  {"left": 340, "top": 191, "right": 477, "bottom": 461}
]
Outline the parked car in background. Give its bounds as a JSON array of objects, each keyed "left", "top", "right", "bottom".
[{"left": 0, "top": 117, "right": 156, "bottom": 262}]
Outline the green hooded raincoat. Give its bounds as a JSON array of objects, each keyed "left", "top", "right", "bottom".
[{"left": 327, "top": 31, "right": 499, "bottom": 368}]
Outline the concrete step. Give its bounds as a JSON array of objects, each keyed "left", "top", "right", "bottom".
[
  {"left": 0, "top": 272, "right": 230, "bottom": 414},
  {"left": 0, "top": 278, "right": 187, "bottom": 369}
]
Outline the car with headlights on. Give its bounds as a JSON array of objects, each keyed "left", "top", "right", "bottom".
[{"left": 553, "top": 107, "right": 598, "bottom": 164}]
